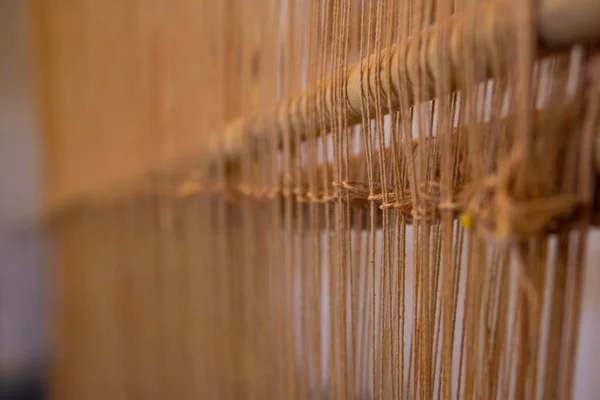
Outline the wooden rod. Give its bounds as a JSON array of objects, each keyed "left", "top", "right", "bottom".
[
  {"left": 537, "top": 0, "right": 600, "bottom": 48},
  {"left": 211, "top": 0, "right": 599, "bottom": 163},
  {"left": 181, "top": 113, "right": 596, "bottom": 232},
  {"left": 45, "top": 0, "right": 600, "bottom": 216}
]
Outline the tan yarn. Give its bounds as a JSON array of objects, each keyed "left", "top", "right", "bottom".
[{"left": 36, "top": 0, "right": 600, "bottom": 398}]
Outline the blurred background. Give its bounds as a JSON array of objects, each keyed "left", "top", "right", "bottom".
[{"left": 0, "top": 1, "right": 47, "bottom": 398}]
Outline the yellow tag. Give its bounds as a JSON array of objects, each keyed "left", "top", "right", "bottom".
[{"left": 459, "top": 212, "right": 472, "bottom": 228}]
